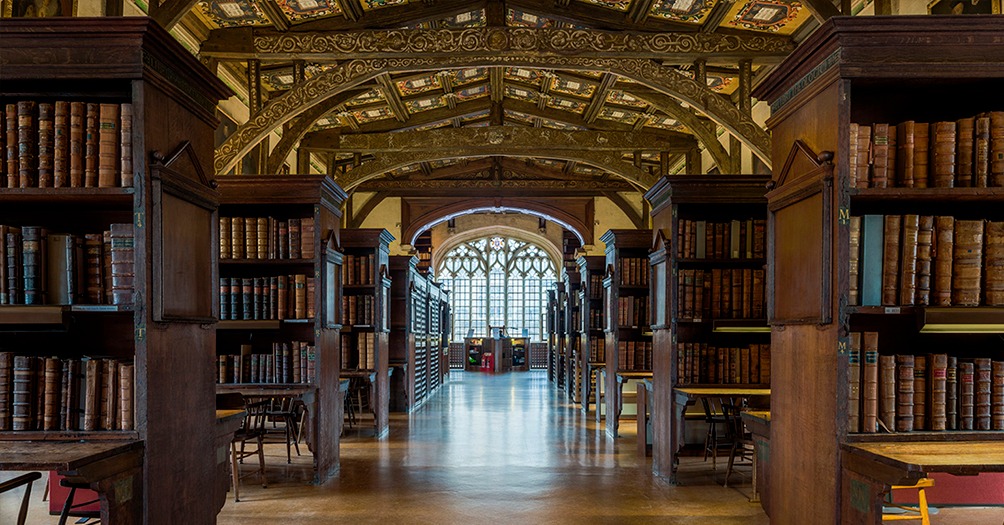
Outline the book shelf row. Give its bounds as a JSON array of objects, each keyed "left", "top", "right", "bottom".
[
  {"left": 2, "top": 223, "right": 133, "bottom": 306},
  {"left": 219, "top": 216, "right": 315, "bottom": 261},
  {"left": 617, "top": 340, "right": 652, "bottom": 372},
  {"left": 676, "top": 343, "right": 771, "bottom": 386},
  {"left": 1, "top": 352, "right": 133, "bottom": 432},
  {"left": 218, "top": 275, "right": 315, "bottom": 321},
  {"left": 615, "top": 296, "right": 649, "bottom": 328},
  {"left": 850, "top": 112, "right": 1004, "bottom": 190},
  {"left": 216, "top": 341, "right": 316, "bottom": 385},
  {"left": 848, "top": 331, "right": 1003, "bottom": 434},
  {"left": 343, "top": 253, "right": 377, "bottom": 286},
  {"left": 341, "top": 332, "right": 376, "bottom": 370},
  {"left": 1, "top": 101, "right": 133, "bottom": 189},
  {"left": 677, "top": 268, "right": 766, "bottom": 321},
  {"left": 849, "top": 214, "right": 1004, "bottom": 307},
  {"left": 343, "top": 294, "right": 374, "bottom": 326},
  {"left": 616, "top": 257, "right": 649, "bottom": 287},
  {"left": 676, "top": 218, "right": 766, "bottom": 260},
  {"left": 587, "top": 336, "right": 605, "bottom": 362}
]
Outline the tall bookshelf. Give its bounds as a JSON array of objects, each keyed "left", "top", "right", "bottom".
[
  {"left": 389, "top": 255, "right": 441, "bottom": 412},
  {"left": 214, "top": 175, "right": 346, "bottom": 481},
  {"left": 753, "top": 16, "right": 1004, "bottom": 523},
  {"left": 546, "top": 289, "right": 558, "bottom": 382},
  {"left": 0, "top": 18, "right": 231, "bottom": 522},
  {"left": 578, "top": 255, "right": 606, "bottom": 413},
  {"left": 564, "top": 266, "right": 582, "bottom": 402},
  {"left": 429, "top": 281, "right": 448, "bottom": 386},
  {"left": 340, "top": 228, "right": 393, "bottom": 436},
  {"left": 601, "top": 229, "right": 653, "bottom": 437},
  {"left": 645, "top": 175, "right": 769, "bottom": 479}
]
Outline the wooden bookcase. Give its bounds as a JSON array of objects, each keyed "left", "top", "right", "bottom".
[
  {"left": 429, "top": 282, "right": 448, "bottom": 385},
  {"left": 578, "top": 255, "right": 606, "bottom": 414},
  {"left": 214, "top": 175, "right": 346, "bottom": 482},
  {"left": 545, "top": 288, "right": 558, "bottom": 381},
  {"left": 339, "top": 228, "right": 393, "bottom": 437},
  {"left": 388, "top": 255, "right": 443, "bottom": 411},
  {"left": 753, "top": 16, "right": 1004, "bottom": 524},
  {"left": 601, "top": 229, "right": 653, "bottom": 437},
  {"left": 564, "top": 267, "right": 582, "bottom": 402},
  {"left": 0, "top": 18, "right": 232, "bottom": 523},
  {"left": 645, "top": 175, "right": 769, "bottom": 479}
]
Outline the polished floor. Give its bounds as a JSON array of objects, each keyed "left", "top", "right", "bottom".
[{"left": 4, "top": 370, "right": 1004, "bottom": 523}]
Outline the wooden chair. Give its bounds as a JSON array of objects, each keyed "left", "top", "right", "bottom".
[
  {"left": 219, "top": 393, "right": 268, "bottom": 502},
  {"left": 57, "top": 479, "right": 100, "bottom": 525},
  {"left": 0, "top": 472, "right": 41, "bottom": 525},
  {"left": 882, "top": 478, "right": 934, "bottom": 525},
  {"left": 722, "top": 401, "right": 755, "bottom": 487},
  {"left": 264, "top": 396, "right": 303, "bottom": 464},
  {"left": 700, "top": 397, "right": 730, "bottom": 470}
]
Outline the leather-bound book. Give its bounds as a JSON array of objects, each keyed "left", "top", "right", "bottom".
[
  {"left": 931, "top": 121, "right": 957, "bottom": 187},
  {"left": 947, "top": 356, "right": 958, "bottom": 430},
  {"left": 253, "top": 277, "right": 263, "bottom": 320},
  {"left": 990, "top": 111, "right": 1004, "bottom": 186},
  {"left": 862, "top": 333, "right": 879, "bottom": 433},
  {"left": 84, "top": 103, "right": 99, "bottom": 187},
  {"left": 887, "top": 125, "right": 897, "bottom": 186},
  {"left": 289, "top": 218, "right": 302, "bottom": 259},
  {"left": 897, "top": 121, "right": 915, "bottom": 187},
  {"left": 59, "top": 360, "right": 68, "bottom": 428},
  {"left": 849, "top": 123, "right": 859, "bottom": 188},
  {"left": 219, "top": 217, "right": 231, "bottom": 259},
  {"left": 881, "top": 215, "right": 901, "bottom": 306},
  {"left": 257, "top": 217, "right": 268, "bottom": 260},
  {"left": 83, "top": 233, "right": 103, "bottom": 304},
  {"left": 21, "top": 226, "right": 47, "bottom": 306},
  {"left": 952, "top": 220, "right": 984, "bottom": 306},
  {"left": 82, "top": 358, "right": 99, "bottom": 431},
  {"left": 956, "top": 117, "right": 975, "bottom": 187},
  {"left": 975, "top": 114, "right": 991, "bottom": 187},
  {"left": 0, "top": 352, "right": 12, "bottom": 430},
  {"left": 959, "top": 360, "right": 975, "bottom": 430},
  {"left": 37, "top": 102, "right": 54, "bottom": 188},
  {"left": 100, "top": 359, "right": 118, "bottom": 430},
  {"left": 68, "top": 102, "right": 84, "bottom": 187},
  {"left": 17, "top": 101, "right": 38, "bottom": 188},
  {"left": 0, "top": 109, "right": 4, "bottom": 187},
  {"left": 230, "top": 215, "right": 244, "bottom": 259},
  {"left": 722, "top": 269, "right": 733, "bottom": 319},
  {"left": 5, "top": 104, "right": 18, "bottom": 188},
  {"left": 102, "top": 231, "right": 112, "bottom": 304},
  {"left": 896, "top": 354, "right": 915, "bottom": 432},
  {"left": 307, "top": 276, "right": 316, "bottom": 320},
  {"left": 53, "top": 101, "right": 69, "bottom": 187},
  {"left": 849, "top": 334, "right": 861, "bottom": 431},
  {"left": 871, "top": 123, "right": 890, "bottom": 188},
  {"left": 240, "top": 278, "right": 253, "bottom": 320},
  {"left": 856, "top": 125, "right": 872, "bottom": 189},
  {"left": 278, "top": 221, "right": 289, "bottom": 259},
  {"left": 860, "top": 215, "right": 883, "bottom": 306},
  {"left": 46, "top": 233, "right": 76, "bottom": 305},
  {"left": 97, "top": 103, "right": 119, "bottom": 188},
  {"left": 109, "top": 223, "right": 134, "bottom": 306},
  {"left": 63, "top": 358, "right": 79, "bottom": 430},
  {"left": 985, "top": 221, "right": 1004, "bottom": 306},
  {"left": 301, "top": 217, "right": 315, "bottom": 260},
  {"left": 975, "top": 357, "right": 992, "bottom": 431},
  {"left": 879, "top": 354, "right": 896, "bottom": 431},
  {"left": 913, "top": 355, "right": 926, "bottom": 430},
  {"left": 899, "top": 214, "right": 919, "bottom": 305},
  {"left": 42, "top": 357, "right": 60, "bottom": 431},
  {"left": 118, "top": 362, "right": 133, "bottom": 430},
  {"left": 914, "top": 122, "right": 930, "bottom": 188},
  {"left": 119, "top": 103, "right": 133, "bottom": 188},
  {"left": 752, "top": 269, "right": 765, "bottom": 319},
  {"left": 12, "top": 355, "right": 35, "bottom": 431},
  {"left": 932, "top": 216, "right": 954, "bottom": 306},
  {"left": 929, "top": 354, "right": 948, "bottom": 431},
  {"left": 730, "top": 269, "right": 742, "bottom": 319},
  {"left": 218, "top": 355, "right": 227, "bottom": 384},
  {"left": 993, "top": 360, "right": 1004, "bottom": 430},
  {"left": 915, "top": 216, "right": 934, "bottom": 306},
  {"left": 741, "top": 268, "right": 752, "bottom": 319},
  {"left": 277, "top": 275, "right": 287, "bottom": 320},
  {"left": 219, "top": 278, "right": 230, "bottom": 321},
  {"left": 244, "top": 217, "right": 256, "bottom": 259}
]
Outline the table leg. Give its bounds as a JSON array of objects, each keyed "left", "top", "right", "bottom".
[
  {"left": 750, "top": 439, "right": 760, "bottom": 503},
  {"left": 582, "top": 366, "right": 592, "bottom": 415},
  {"left": 637, "top": 383, "right": 648, "bottom": 458}
]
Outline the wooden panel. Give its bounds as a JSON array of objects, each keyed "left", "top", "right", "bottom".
[
  {"left": 157, "top": 193, "right": 214, "bottom": 320},
  {"left": 772, "top": 193, "right": 825, "bottom": 323}
]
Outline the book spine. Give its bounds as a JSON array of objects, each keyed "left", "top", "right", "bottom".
[
  {"left": 993, "top": 360, "right": 1004, "bottom": 431},
  {"left": 118, "top": 362, "right": 133, "bottom": 430},
  {"left": 975, "top": 357, "right": 992, "bottom": 431},
  {"left": 990, "top": 112, "right": 1004, "bottom": 187},
  {"left": 84, "top": 103, "right": 99, "bottom": 187},
  {"left": 913, "top": 355, "right": 926, "bottom": 430},
  {"left": 929, "top": 354, "right": 948, "bottom": 431},
  {"left": 956, "top": 117, "right": 975, "bottom": 187},
  {"left": 68, "top": 102, "right": 84, "bottom": 187},
  {"left": 301, "top": 217, "right": 315, "bottom": 260},
  {"left": 22, "top": 226, "right": 46, "bottom": 306},
  {"left": 295, "top": 274, "right": 306, "bottom": 319},
  {"left": 881, "top": 215, "right": 901, "bottom": 306},
  {"left": 848, "top": 216, "right": 861, "bottom": 306},
  {"left": 931, "top": 121, "right": 957, "bottom": 188},
  {"left": 109, "top": 223, "right": 134, "bottom": 306},
  {"left": 0, "top": 352, "right": 12, "bottom": 430},
  {"left": 120, "top": 103, "right": 133, "bottom": 188},
  {"left": 914, "top": 122, "right": 930, "bottom": 188},
  {"left": 37, "top": 102, "right": 54, "bottom": 188},
  {"left": 46, "top": 233, "right": 75, "bottom": 305},
  {"left": 5, "top": 104, "right": 18, "bottom": 188},
  {"left": 12, "top": 356, "right": 35, "bottom": 431},
  {"left": 946, "top": 356, "right": 958, "bottom": 430},
  {"left": 219, "top": 217, "right": 232, "bottom": 260},
  {"left": 17, "top": 101, "right": 38, "bottom": 188},
  {"left": 65, "top": 358, "right": 79, "bottom": 430},
  {"left": 959, "top": 361, "right": 975, "bottom": 430},
  {"left": 241, "top": 278, "right": 253, "bottom": 320},
  {"left": 933, "top": 216, "right": 954, "bottom": 306},
  {"left": 899, "top": 214, "right": 919, "bottom": 305},
  {"left": 895, "top": 354, "right": 915, "bottom": 432},
  {"left": 862, "top": 332, "right": 878, "bottom": 433},
  {"left": 244, "top": 217, "right": 256, "bottom": 260},
  {"left": 43, "top": 357, "right": 60, "bottom": 430},
  {"left": 101, "top": 359, "right": 118, "bottom": 430},
  {"left": 848, "top": 333, "right": 861, "bottom": 432},
  {"left": 53, "top": 101, "right": 69, "bottom": 187},
  {"left": 952, "top": 220, "right": 984, "bottom": 306},
  {"left": 896, "top": 121, "right": 914, "bottom": 187},
  {"left": 219, "top": 278, "right": 230, "bottom": 321},
  {"left": 855, "top": 125, "right": 872, "bottom": 189},
  {"left": 915, "top": 216, "right": 934, "bottom": 306},
  {"left": 97, "top": 103, "right": 120, "bottom": 188},
  {"left": 257, "top": 217, "right": 268, "bottom": 260}
]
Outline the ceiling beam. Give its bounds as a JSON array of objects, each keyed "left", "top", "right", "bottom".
[
  {"left": 296, "top": 0, "right": 479, "bottom": 30},
  {"left": 354, "top": 179, "right": 636, "bottom": 196},
  {"left": 513, "top": 0, "right": 695, "bottom": 32},
  {"left": 802, "top": 0, "right": 842, "bottom": 22},
  {"left": 265, "top": 88, "right": 367, "bottom": 173},
  {"left": 150, "top": 0, "right": 201, "bottom": 31},
  {"left": 374, "top": 74, "right": 409, "bottom": 122},
  {"left": 582, "top": 73, "right": 617, "bottom": 124},
  {"left": 200, "top": 27, "right": 794, "bottom": 63}
]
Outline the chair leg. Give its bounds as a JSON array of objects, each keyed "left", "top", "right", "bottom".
[
  {"left": 918, "top": 485, "right": 930, "bottom": 525},
  {"left": 724, "top": 441, "right": 738, "bottom": 488},
  {"left": 257, "top": 435, "right": 267, "bottom": 488},
  {"left": 57, "top": 486, "right": 77, "bottom": 525},
  {"left": 285, "top": 422, "right": 292, "bottom": 464},
  {"left": 231, "top": 442, "right": 241, "bottom": 503}
]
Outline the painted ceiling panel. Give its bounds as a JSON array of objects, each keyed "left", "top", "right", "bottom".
[
  {"left": 648, "top": 0, "right": 717, "bottom": 24},
  {"left": 199, "top": 0, "right": 268, "bottom": 27},
  {"left": 352, "top": 106, "right": 396, "bottom": 123},
  {"left": 597, "top": 107, "right": 642, "bottom": 125},
  {"left": 549, "top": 75, "right": 597, "bottom": 98},
  {"left": 345, "top": 88, "right": 387, "bottom": 108},
  {"left": 449, "top": 68, "right": 489, "bottom": 86},
  {"left": 604, "top": 90, "right": 648, "bottom": 109},
  {"left": 545, "top": 96, "right": 588, "bottom": 114},
  {"left": 395, "top": 73, "right": 443, "bottom": 97},
  {"left": 721, "top": 0, "right": 811, "bottom": 35},
  {"left": 507, "top": 8, "right": 557, "bottom": 27},
  {"left": 576, "top": 0, "right": 631, "bottom": 11},
  {"left": 404, "top": 95, "right": 448, "bottom": 114},
  {"left": 361, "top": 0, "right": 409, "bottom": 11},
  {"left": 275, "top": 0, "right": 341, "bottom": 21},
  {"left": 504, "top": 67, "right": 546, "bottom": 87}
]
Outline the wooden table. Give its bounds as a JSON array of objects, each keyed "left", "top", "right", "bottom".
[
  {"left": 341, "top": 369, "right": 390, "bottom": 435},
  {"left": 216, "top": 384, "right": 318, "bottom": 450},
  {"left": 670, "top": 387, "right": 770, "bottom": 484},
  {"left": 740, "top": 410, "right": 771, "bottom": 508},
  {"left": 841, "top": 440, "right": 1004, "bottom": 524},
  {"left": 637, "top": 378, "right": 654, "bottom": 458},
  {"left": 583, "top": 362, "right": 605, "bottom": 419},
  {"left": 214, "top": 409, "right": 246, "bottom": 512},
  {"left": 0, "top": 439, "right": 143, "bottom": 524},
  {"left": 613, "top": 371, "right": 653, "bottom": 437}
]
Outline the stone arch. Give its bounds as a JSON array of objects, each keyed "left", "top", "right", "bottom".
[
  {"left": 433, "top": 225, "right": 563, "bottom": 280},
  {"left": 403, "top": 198, "right": 590, "bottom": 247},
  {"left": 214, "top": 56, "right": 771, "bottom": 175}
]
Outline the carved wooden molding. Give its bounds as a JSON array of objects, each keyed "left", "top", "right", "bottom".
[
  {"left": 265, "top": 88, "right": 365, "bottom": 173},
  {"left": 201, "top": 27, "right": 794, "bottom": 62},
  {"left": 214, "top": 56, "right": 772, "bottom": 175}
]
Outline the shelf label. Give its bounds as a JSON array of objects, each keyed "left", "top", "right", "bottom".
[
  {"left": 134, "top": 211, "right": 144, "bottom": 228},
  {"left": 837, "top": 336, "right": 848, "bottom": 355},
  {"left": 838, "top": 206, "right": 850, "bottom": 226},
  {"left": 884, "top": 307, "right": 901, "bottom": 315},
  {"left": 135, "top": 324, "right": 146, "bottom": 342}
]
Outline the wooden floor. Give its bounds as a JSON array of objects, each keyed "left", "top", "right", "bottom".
[{"left": 3, "top": 370, "right": 1004, "bottom": 523}]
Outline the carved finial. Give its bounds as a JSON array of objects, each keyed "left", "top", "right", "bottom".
[
  {"left": 818, "top": 151, "right": 834, "bottom": 164},
  {"left": 209, "top": 179, "right": 219, "bottom": 189},
  {"left": 765, "top": 180, "right": 776, "bottom": 191},
  {"left": 152, "top": 151, "right": 166, "bottom": 163}
]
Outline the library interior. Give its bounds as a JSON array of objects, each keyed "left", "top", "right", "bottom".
[{"left": 2, "top": 0, "right": 1004, "bottom": 524}]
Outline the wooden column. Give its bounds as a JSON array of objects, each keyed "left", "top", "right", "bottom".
[{"left": 247, "top": 59, "right": 268, "bottom": 173}]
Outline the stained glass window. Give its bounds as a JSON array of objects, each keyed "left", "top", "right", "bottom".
[{"left": 439, "top": 235, "right": 556, "bottom": 342}]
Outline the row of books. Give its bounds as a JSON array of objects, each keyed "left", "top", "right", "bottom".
[
  {"left": 677, "top": 268, "right": 766, "bottom": 321},
  {"left": 849, "top": 215, "right": 1004, "bottom": 307},
  {"left": 587, "top": 336, "right": 606, "bottom": 362},
  {"left": 676, "top": 219, "right": 767, "bottom": 260},
  {"left": 850, "top": 113, "right": 1004, "bottom": 189},
  {"left": 0, "top": 353, "right": 133, "bottom": 432},
  {"left": 586, "top": 309, "right": 604, "bottom": 331},
  {"left": 341, "top": 332, "right": 376, "bottom": 370},
  {"left": 617, "top": 340, "right": 652, "bottom": 371},
  {"left": 343, "top": 253, "right": 377, "bottom": 286},
  {"left": 529, "top": 342, "right": 548, "bottom": 368},
  {"left": 1, "top": 224, "right": 133, "bottom": 306},
  {"left": 1, "top": 101, "right": 133, "bottom": 189},
  {"left": 342, "top": 295, "right": 374, "bottom": 326},
  {"left": 219, "top": 216, "right": 315, "bottom": 260},
  {"left": 616, "top": 296, "right": 649, "bottom": 328},
  {"left": 848, "top": 332, "right": 1004, "bottom": 433},
  {"left": 675, "top": 343, "right": 771, "bottom": 386},
  {"left": 588, "top": 274, "right": 603, "bottom": 299},
  {"left": 216, "top": 341, "right": 316, "bottom": 385},
  {"left": 617, "top": 257, "right": 649, "bottom": 287},
  {"left": 218, "top": 275, "right": 315, "bottom": 321}
]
